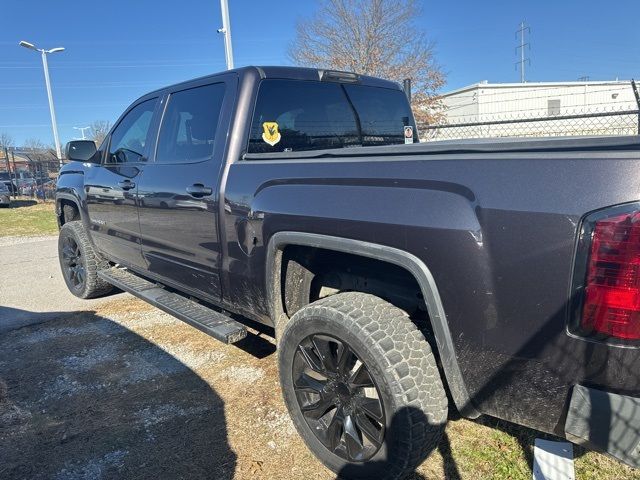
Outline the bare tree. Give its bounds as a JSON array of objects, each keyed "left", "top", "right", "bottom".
[
  {"left": 23, "top": 138, "right": 48, "bottom": 152},
  {"left": 23, "top": 138, "right": 56, "bottom": 161},
  {"left": 90, "top": 120, "right": 111, "bottom": 146},
  {"left": 0, "top": 133, "right": 13, "bottom": 149},
  {"left": 289, "top": 0, "right": 446, "bottom": 124}
]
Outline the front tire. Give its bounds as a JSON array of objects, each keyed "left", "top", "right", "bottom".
[
  {"left": 58, "top": 221, "right": 114, "bottom": 299},
  {"left": 278, "top": 292, "right": 448, "bottom": 480}
]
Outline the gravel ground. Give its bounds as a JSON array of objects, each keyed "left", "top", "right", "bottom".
[{"left": 1, "top": 236, "right": 637, "bottom": 480}]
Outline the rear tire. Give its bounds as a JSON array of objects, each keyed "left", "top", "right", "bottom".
[
  {"left": 58, "top": 221, "right": 114, "bottom": 299},
  {"left": 278, "top": 292, "right": 448, "bottom": 480}
]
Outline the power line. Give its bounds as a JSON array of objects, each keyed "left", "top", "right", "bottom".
[{"left": 515, "top": 21, "right": 531, "bottom": 83}]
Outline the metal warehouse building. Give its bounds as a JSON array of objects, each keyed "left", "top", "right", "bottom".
[{"left": 425, "top": 80, "right": 640, "bottom": 141}]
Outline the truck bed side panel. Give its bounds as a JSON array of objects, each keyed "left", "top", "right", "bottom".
[{"left": 223, "top": 151, "right": 640, "bottom": 434}]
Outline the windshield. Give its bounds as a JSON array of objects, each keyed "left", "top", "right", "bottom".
[{"left": 248, "top": 79, "right": 416, "bottom": 153}]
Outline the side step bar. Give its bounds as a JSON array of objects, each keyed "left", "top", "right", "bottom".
[{"left": 98, "top": 267, "right": 247, "bottom": 344}]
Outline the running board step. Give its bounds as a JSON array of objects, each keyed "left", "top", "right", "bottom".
[{"left": 98, "top": 267, "right": 247, "bottom": 344}]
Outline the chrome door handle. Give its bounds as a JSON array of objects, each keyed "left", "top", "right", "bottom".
[{"left": 186, "top": 184, "right": 213, "bottom": 197}]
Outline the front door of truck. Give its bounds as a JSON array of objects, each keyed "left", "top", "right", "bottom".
[
  {"left": 85, "top": 97, "right": 159, "bottom": 270},
  {"left": 136, "top": 78, "right": 232, "bottom": 301}
]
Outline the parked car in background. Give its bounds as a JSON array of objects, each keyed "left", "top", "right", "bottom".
[
  {"left": 0, "top": 181, "right": 11, "bottom": 207},
  {"left": 0, "top": 171, "right": 17, "bottom": 194}
]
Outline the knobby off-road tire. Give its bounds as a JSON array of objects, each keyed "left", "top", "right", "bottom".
[
  {"left": 58, "top": 221, "right": 114, "bottom": 299},
  {"left": 278, "top": 292, "right": 448, "bottom": 480}
]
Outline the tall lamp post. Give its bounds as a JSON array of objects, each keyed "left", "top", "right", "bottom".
[
  {"left": 73, "top": 126, "right": 91, "bottom": 140},
  {"left": 217, "top": 0, "right": 234, "bottom": 70},
  {"left": 19, "top": 40, "right": 65, "bottom": 167}
]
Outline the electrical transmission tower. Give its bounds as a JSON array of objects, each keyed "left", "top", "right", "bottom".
[{"left": 515, "top": 21, "right": 530, "bottom": 83}]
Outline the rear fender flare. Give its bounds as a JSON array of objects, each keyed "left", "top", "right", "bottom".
[{"left": 265, "top": 231, "right": 480, "bottom": 418}]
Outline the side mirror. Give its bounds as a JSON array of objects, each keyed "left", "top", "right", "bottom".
[{"left": 65, "top": 140, "right": 98, "bottom": 163}]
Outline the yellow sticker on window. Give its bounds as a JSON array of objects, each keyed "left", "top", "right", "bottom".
[{"left": 262, "top": 121, "right": 281, "bottom": 146}]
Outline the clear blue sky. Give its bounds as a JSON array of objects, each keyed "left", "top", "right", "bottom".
[{"left": 1, "top": 0, "right": 638, "bottom": 146}]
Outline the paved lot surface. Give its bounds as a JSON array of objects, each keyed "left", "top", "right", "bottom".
[
  {"left": 0, "top": 236, "right": 125, "bottom": 333},
  {"left": 1, "top": 236, "right": 637, "bottom": 479}
]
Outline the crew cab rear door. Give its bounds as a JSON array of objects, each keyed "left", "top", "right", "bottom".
[
  {"left": 136, "top": 75, "right": 235, "bottom": 301},
  {"left": 84, "top": 96, "right": 160, "bottom": 270}
]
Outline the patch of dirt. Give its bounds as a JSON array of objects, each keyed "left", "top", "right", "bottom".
[
  {"left": 219, "top": 365, "right": 265, "bottom": 384},
  {"left": 0, "top": 295, "right": 636, "bottom": 480}
]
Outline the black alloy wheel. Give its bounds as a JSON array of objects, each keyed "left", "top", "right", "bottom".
[
  {"left": 58, "top": 221, "right": 114, "bottom": 299},
  {"left": 278, "top": 292, "right": 448, "bottom": 480},
  {"left": 292, "top": 333, "right": 385, "bottom": 462},
  {"left": 61, "top": 235, "right": 86, "bottom": 289}
]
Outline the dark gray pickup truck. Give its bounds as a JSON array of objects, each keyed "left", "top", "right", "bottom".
[{"left": 56, "top": 66, "right": 640, "bottom": 479}]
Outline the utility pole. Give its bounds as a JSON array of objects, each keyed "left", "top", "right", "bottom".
[
  {"left": 515, "top": 21, "right": 530, "bottom": 83},
  {"left": 3, "top": 147, "right": 14, "bottom": 198},
  {"left": 11, "top": 150, "right": 18, "bottom": 196},
  {"left": 217, "top": 0, "right": 234, "bottom": 70}
]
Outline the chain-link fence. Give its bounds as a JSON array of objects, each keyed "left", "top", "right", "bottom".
[
  {"left": 1, "top": 148, "right": 60, "bottom": 201},
  {"left": 420, "top": 107, "right": 640, "bottom": 142}
]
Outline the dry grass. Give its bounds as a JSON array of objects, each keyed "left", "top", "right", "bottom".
[
  {"left": 1, "top": 295, "right": 637, "bottom": 479},
  {"left": 0, "top": 199, "right": 57, "bottom": 236}
]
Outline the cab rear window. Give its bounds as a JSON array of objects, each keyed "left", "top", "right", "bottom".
[{"left": 247, "top": 79, "right": 416, "bottom": 154}]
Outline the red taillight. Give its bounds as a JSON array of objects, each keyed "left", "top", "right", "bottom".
[{"left": 581, "top": 211, "right": 640, "bottom": 340}]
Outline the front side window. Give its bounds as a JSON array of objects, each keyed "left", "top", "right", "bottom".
[
  {"left": 107, "top": 98, "right": 157, "bottom": 164},
  {"left": 155, "top": 83, "right": 226, "bottom": 163},
  {"left": 248, "top": 79, "right": 416, "bottom": 154}
]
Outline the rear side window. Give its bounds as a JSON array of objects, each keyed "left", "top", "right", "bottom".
[
  {"left": 247, "top": 79, "right": 415, "bottom": 154},
  {"left": 156, "top": 83, "right": 226, "bottom": 163}
]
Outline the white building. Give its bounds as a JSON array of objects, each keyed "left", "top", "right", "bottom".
[{"left": 427, "top": 80, "right": 639, "bottom": 140}]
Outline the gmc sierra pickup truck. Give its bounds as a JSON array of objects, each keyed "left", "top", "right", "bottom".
[{"left": 56, "top": 66, "right": 640, "bottom": 479}]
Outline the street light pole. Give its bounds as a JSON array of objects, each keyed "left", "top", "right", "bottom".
[
  {"left": 217, "top": 0, "right": 234, "bottom": 70},
  {"left": 73, "top": 126, "right": 90, "bottom": 140},
  {"left": 19, "top": 41, "right": 64, "bottom": 168},
  {"left": 40, "top": 50, "right": 62, "bottom": 163}
]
